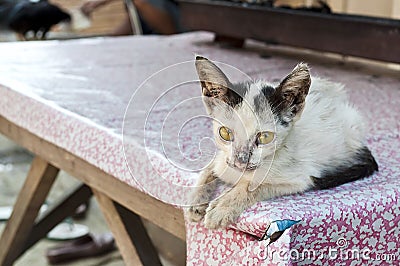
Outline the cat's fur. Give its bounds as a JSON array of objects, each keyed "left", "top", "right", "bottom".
[{"left": 187, "top": 56, "right": 378, "bottom": 229}]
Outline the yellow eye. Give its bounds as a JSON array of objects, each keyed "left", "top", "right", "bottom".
[
  {"left": 219, "top": 126, "right": 234, "bottom": 141},
  {"left": 257, "top": 131, "right": 275, "bottom": 145}
]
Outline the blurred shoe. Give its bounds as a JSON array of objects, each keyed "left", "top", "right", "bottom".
[{"left": 46, "top": 232, "right": 115, "bottom": 264}]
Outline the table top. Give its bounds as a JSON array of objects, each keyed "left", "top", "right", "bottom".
[{"left": 1, "top": 33, "right": 400, "bottom": 263}]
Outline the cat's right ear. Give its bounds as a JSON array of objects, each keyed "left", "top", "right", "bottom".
[
  {"left": 272, "top": 63, "right": 311, "bottom": 123},
  {"left": 195, "top": 56, "right": 232, "bottom": 103}
]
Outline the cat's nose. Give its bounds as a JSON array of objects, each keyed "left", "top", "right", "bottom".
[{"left": 236, "top": 152, "right": 250, "bottom": 165}]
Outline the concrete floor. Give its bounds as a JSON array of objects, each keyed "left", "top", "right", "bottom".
[{"left": 0, "top": 135, "right": 186, "bottom": 266}]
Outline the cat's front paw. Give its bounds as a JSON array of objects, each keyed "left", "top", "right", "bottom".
[
  {"left": 204, "top": 200, "right": 240, "bottom": 229},
  {"left": 186, "top": 205, "right": 207, "bottom": 222}
]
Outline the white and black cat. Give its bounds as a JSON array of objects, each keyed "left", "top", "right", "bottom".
[{"left": 187, "top": 56, "right": 378, "bottom": 229}]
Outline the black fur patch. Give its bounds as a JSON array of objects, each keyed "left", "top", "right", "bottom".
[
  {"left": 254, "top": 85, "right": 275, "bottom": 113},
  {"left": 268, "top": 93, "right": 290, "bottom": 127},
  {"left": 226, "top": 82, "right": 250, "bottom": 108},
  {"left": 249, "top": 84, "right": 291, "bottom": 126},
  {"left": 312, "top": 146, "right": 378, "bottom": 190}
]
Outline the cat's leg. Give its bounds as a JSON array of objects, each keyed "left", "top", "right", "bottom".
[
  {"left": 204, "top": 179, "right": 255, "bottom": 228},
  {"left": 187, "top": 166, "right": 218, "bottom": 222},
  {"left": 204, "top": 179, "right": 311, "bottom": 229}
]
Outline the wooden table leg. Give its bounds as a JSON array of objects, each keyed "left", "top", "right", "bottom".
[
  {"left": 0, "top": 156, "right": 59, "bottom": 266},
  {"left": 19, "top": 184, "right": 93, "bottom": 258},
  {"left": 93, "top": 189, "right": 143, "bottom": 266},
  {"left": 115, "top": 202, "right": 162, "bottom": 266}
]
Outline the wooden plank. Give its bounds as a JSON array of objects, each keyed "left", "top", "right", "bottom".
[
  {"left": 19, "top": 184, "right": 93, "bottom": 259},
  {"left": 92, "top": 189, "right": 143, "bottom": 266},
  {"left": 0, "top": 115, "right": 186, "bottom": 241},
  {"left": 115, "top": 202, "right": 162, "bottom": 266},
  {"left": 214, "top": 35, "right": 245, "bottom": 48},
  {"left": 0, "top": 157, "right": 59, "bottom": 266},
  {"left": 179, "top": 0, "right": 400, "bottom": 63}
]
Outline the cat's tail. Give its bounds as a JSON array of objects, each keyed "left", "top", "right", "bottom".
[{"left": 311, "top": 146, "right": 378, "bottom": 190}]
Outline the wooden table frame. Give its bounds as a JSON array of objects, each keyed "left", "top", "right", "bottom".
[{"left": 0, "top": 115, "right": 186, "bottom": 266}]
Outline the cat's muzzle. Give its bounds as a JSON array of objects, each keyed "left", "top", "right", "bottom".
[{"left": 227, "top": 159, "right": 258, "bottom": 171}]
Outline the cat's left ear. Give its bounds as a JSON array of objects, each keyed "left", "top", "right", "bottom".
[
  {"left": 272, "top": 63, "right": 311, "bottom": 122},
  {"left": 195, "top": 56, "right": 232, "bottom": 101}
]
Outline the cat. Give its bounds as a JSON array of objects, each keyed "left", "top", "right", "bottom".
[{"left": 187, "top": 56, "right": 378, "bottom": 229}]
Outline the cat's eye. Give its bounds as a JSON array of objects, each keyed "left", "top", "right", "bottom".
[
  {"left": 218, "top": 126, "right": 234, "bottom": 142},
  {"left": 256, "top": 131, "right": 275, "bottom": 146}
]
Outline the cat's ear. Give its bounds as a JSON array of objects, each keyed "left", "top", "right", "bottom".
[
  {"left": 195, "top": 56, "right": 232, "bottom": 102},
  {"left": 272, "top": 63, "right": 311, "bottom": 123}
]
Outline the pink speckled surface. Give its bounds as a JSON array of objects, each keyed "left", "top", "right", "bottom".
[{"left": 0, "top": 32, "right": 399, "bottom": 265}]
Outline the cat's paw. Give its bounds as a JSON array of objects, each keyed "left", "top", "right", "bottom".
[
  {"left": 204, "top": 200, "right": 239, "bottom": 229},
  {"left": 186, "top": 205, "right": 207, "bottom": 222}
]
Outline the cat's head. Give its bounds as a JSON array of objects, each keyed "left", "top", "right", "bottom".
[{"left": 195, "top": 56, "right": 311, "bottom": 172}]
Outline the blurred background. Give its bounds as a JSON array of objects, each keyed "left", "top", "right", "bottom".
[{"left": 1, "top": 0, "right": 399, "bottom": 42}]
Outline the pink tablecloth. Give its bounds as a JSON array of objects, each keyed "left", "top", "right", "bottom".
[{"left": 0, "top": 32, "right": 399, "bottom": 265}]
